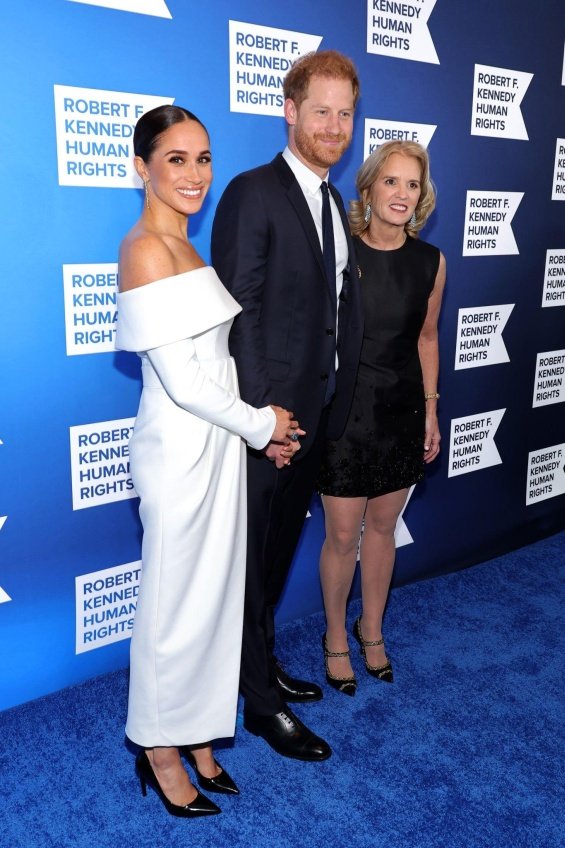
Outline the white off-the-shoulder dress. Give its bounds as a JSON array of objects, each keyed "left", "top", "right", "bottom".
[{"left": 116, "top": 267, "right": 275, "bottom": 747}]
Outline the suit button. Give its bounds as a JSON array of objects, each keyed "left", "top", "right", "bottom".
[
  {"left": 320, "top": 373, "right": 328, "bottom": 381},
  {"left": 326, "top": 328, "right": 334, "bottom": 335}
]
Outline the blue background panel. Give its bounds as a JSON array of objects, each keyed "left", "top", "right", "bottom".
[{"left": 0, "top": 0, "right": 563, "bottom": 711}]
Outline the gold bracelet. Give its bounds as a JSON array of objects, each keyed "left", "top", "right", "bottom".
[{"left": 424, "top": 392, "right": 440, "bottom": 400}]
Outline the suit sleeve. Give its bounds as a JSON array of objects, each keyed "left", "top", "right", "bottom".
[
  {"left": 146, "top": 338, "right": 275, "bottom": 450},
  {"left": 211, "top": 174, "right": 273, "bottom": 408}
]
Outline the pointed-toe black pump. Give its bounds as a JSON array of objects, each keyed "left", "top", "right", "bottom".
[
  {"left": 136, "top": 751, "right": 221, "bottom": 817},
  {"left": 180, "top": 748, "right": 240, "bottom": 796}
]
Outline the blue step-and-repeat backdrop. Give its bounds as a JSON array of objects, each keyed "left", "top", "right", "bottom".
[{"left": 0, "top": 0, "right": 563, "bottom": 711}]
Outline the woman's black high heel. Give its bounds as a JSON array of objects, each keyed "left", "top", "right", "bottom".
[
  {"left": 136, "top": 751, "right": 221, "bottom": 817},
  {"left": 322, "top": 634, "right": 357, "bottom": 696},
  {"left": 352, "top": 616, "right": 394, "bottom": 682},
  {"left": 181, "top": 748, "right": 240, "bottom": 795}
]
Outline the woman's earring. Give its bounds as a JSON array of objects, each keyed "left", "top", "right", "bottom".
[
  {"left": 144, "top": 180, "right": 150, "bottom": 209},
  {"left": 410, "top": 211, "right": 417, "bottom": 226},
  {"left": 364, "top": 202, "right": 372, "bottom": 224}
]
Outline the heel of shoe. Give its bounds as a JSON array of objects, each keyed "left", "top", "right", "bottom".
[
  {"left": 352, "top": 617, "right": 394, "bottom": 683},
  {"left": 136, "top": 752, "right": 148, "bottom": 797},
  {"left": 322, "top": 634, "right": 357, "bottom": 696},
  {"left": 352, "top": 616, "right": 366, "bottom": 658}
]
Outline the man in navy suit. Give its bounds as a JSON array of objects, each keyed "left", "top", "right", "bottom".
[{"left": 211, "top": 51, "right": 363, "bottom": 761}]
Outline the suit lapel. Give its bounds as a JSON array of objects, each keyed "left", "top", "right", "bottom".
[{"left": 272, "top": 154, "right": 326, "bottom": 281}]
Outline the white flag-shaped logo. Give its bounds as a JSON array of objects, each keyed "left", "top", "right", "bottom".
[
  {"left": 364, "top": 119, "right": 436, "bottom": 160},
  {"left": 463, "top": 191, "right": 523, "bottom": 257},
  {"left": 394, "top": 485, "right": 415, "bottom": 548},
  {"left": 455, "top": 305, "right": 514, "bottom": 370},
  {"left": 367, "top": 0, "right": 439, "bottom": 64},
  {"left": 471, "top": 64, "right": 533, "bottom": 140},
  {"left": 0, "top": 514, "right": 10, "bottom": 604},
  {"left": 67, "top": 0, "right": 172, "bottom": 17},
  {"left": 526, "top": 443, "right": 565, "bottom": 504},
  {"left": 448, "top": 409, "right": 505, "bottom": 477},
  {"left": 54, "top": 85, "right": 174, "bottom": 189},
  {"left": 551, "top": 139, "right": 565, "bottom": 201},
  {"left": 229, "top": 21, "right": 322, "bottom": 117}
]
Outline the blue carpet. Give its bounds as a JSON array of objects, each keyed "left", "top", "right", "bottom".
[{"left": 1, "top": 533, "right": 563, "bottom": 848}]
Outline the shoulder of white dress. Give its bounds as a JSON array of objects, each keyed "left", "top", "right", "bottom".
[
  {"left": 118, "top": 266, "right": 217, "bottom": 296},
  {"left": 115, "top": 267, "right": 241, "bottom": 352}
]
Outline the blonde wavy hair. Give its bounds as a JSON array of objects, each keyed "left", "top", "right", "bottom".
[{"left": 349, "top": 141, "right": 436, "bottom": 239}]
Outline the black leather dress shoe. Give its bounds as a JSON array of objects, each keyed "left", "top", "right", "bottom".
[
  {"left": 243, "top": 706, "right": 331, "bottom": 761},
  {"left": 273, "top": 659, "right": 323, "bottom": 702}
]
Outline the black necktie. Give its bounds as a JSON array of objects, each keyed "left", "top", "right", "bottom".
[{"left": 320, "top": 181, "right": 337, "bottom": 403}]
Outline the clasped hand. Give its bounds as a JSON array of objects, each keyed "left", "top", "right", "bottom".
[{"left": 268, "top": 405, "right": 306, "bottom": 469}]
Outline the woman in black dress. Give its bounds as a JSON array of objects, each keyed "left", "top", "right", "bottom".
[{"left": 318, "top": 141, "right": 446, "bottom": 694}]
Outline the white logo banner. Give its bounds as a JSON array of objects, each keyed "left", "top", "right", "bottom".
[
  {"left": 463, "top": 191, "right": 523, "bottom": 256},
  {"left": 455, "top": 305, "right": 514, "bottom": 370},
  {"left": 551, "top": 139, "right": 565, "bottom": 201},
  {"left": 0, "top": 443, "right": 7, "bottom": 602},
  {"left": 54, "top": 85, "right": 174, "bottom": 187},
  {"left": 542, "top": 249, "right": 565, "bottom": 307},
  {"left": 526, "top": 444, "right": 565, "bottom": 504},
  {"left": 394, "top": 485, "right": 415, "bottom": 547},
  {"left": 0, "top": 515, "right": 9, "bottom": 603},
  {"left": 63, "top": 264, "right": 118, "bottom": 355},
  {"left": 448, "top": 409, "right": 505, "bottom": 477},
  {"left": 367, "top": 0, "right": 439, "bottom": 64},
  {"left": 229, "top": 21, "right": 322, "bottom": 116},
  {"left": 364, "top": 118, "right": 436, "bottom": 159},
  {"left": 76, "top": 561, "right": 141, "bottom": 653},
  {"left": 67, "top": 0, "right": 171, "bottom": 17},
  {"left": 70, "top": 418, "right": 136, "bottom": 510},
  {"left": 471, "top": 64, "right": 532, "bottom": 140},
  {"left": 532, "top": 350, "right": 565, "bottom": 408}
]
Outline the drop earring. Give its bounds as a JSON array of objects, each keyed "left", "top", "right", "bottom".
[
  {"left": 410, "top": 211, "right": 417, "bottom": 226},
  {"left": 364, "top": 202, "right": 372, "bottom": 224},
  {"left": 144, "top": 180, "right": 150, "bottom": 209}
]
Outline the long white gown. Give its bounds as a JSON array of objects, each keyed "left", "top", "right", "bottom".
[{"left": 115, "top": 267, "right": 275, "bottom": 747}]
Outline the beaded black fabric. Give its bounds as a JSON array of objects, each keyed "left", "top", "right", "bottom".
[{"left": 318, "top": 235, "right": 440, "bottom": 499}]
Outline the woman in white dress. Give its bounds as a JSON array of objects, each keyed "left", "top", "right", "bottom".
[{"left": 116, "top": 106, "right": 302, "bottom": 818}]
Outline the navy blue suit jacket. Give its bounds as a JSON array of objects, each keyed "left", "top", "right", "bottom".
[{"left": 211, "top": 152, "right": 363, "bottom": 456}]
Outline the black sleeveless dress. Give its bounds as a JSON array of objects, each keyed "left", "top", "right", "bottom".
[{"left": 318, "top": 235, "right": 440, "bottom": 499}]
